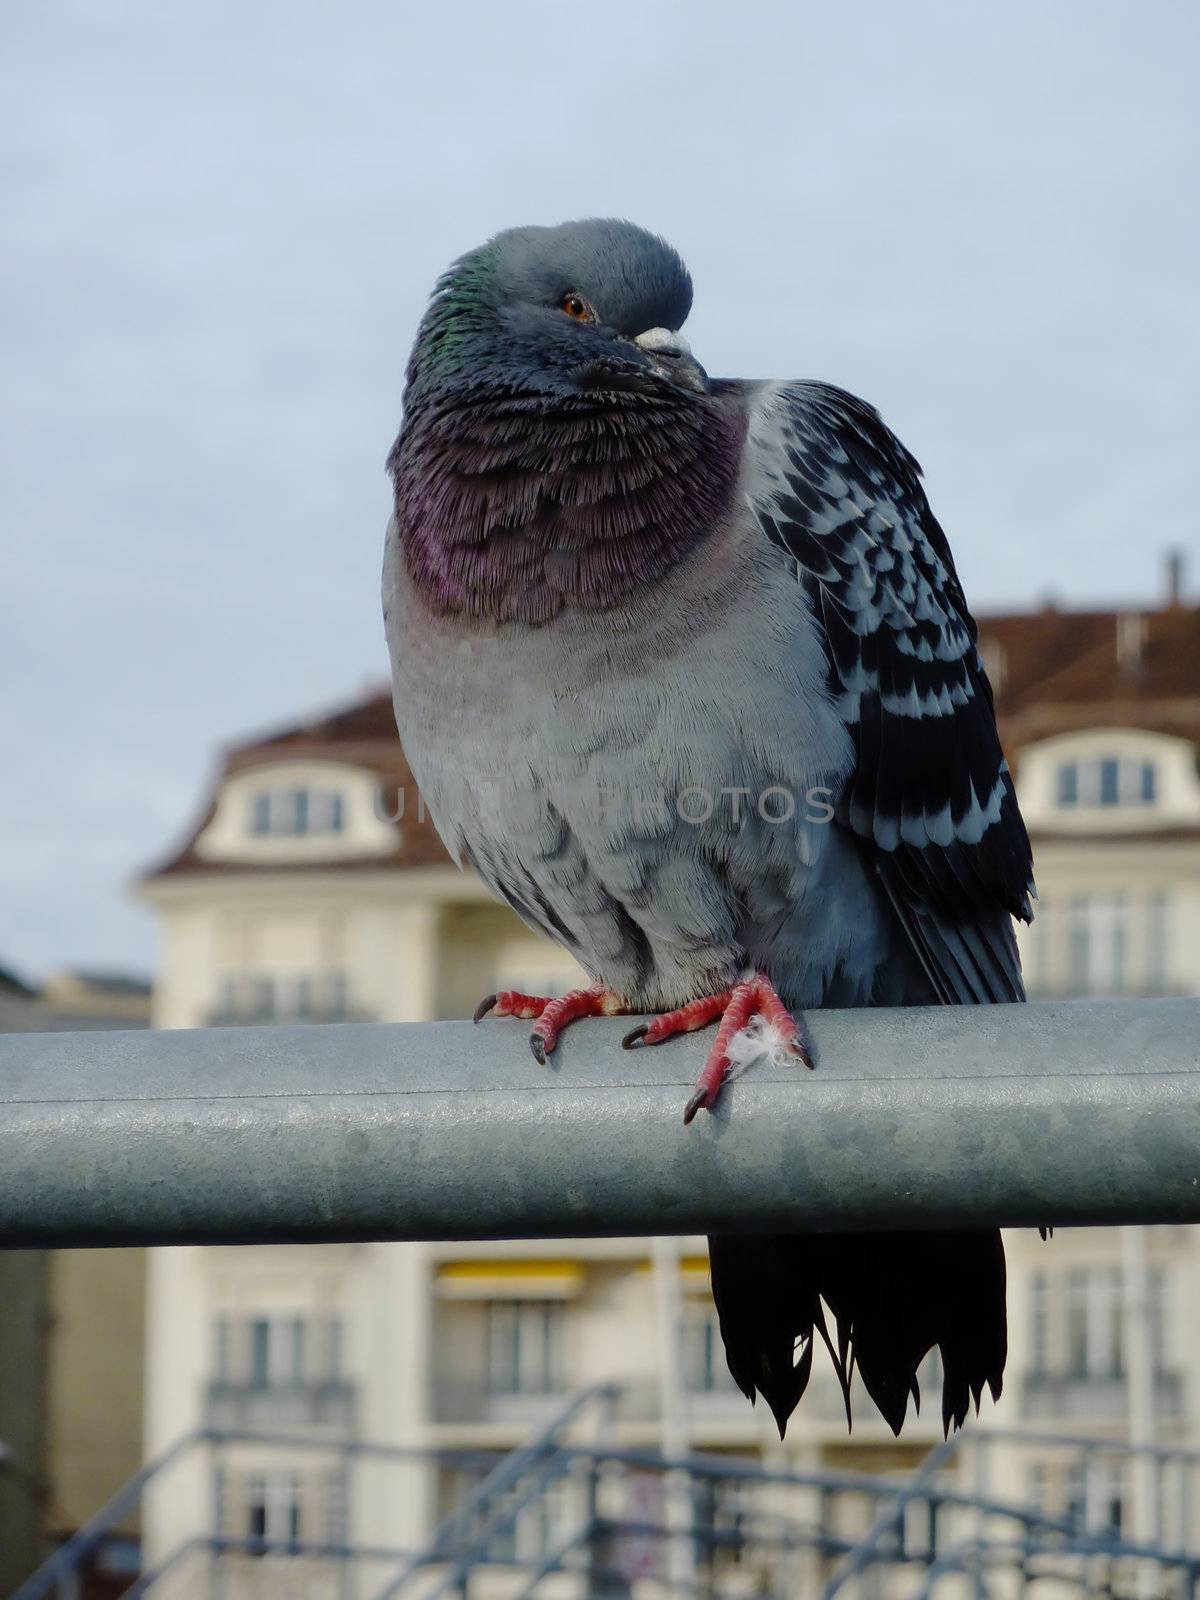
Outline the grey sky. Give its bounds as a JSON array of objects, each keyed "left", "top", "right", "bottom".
[{"left": 2, "top": 0, "right": 1198, "bottom": 978}]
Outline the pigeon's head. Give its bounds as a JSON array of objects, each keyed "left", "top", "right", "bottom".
[{"left": 408, "top": 218, "right": 706, "bottom": 400}]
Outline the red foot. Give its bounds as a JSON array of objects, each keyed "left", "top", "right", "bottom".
[
  {"left": 624, "top": 973, "right": 810, "bottom": 1124},
  {"left": 473, "top": 985, "right": 627, "bottom": 1064},
  {"left": 621, "top": 990, "right": 732, "bottom": 1047},
  {"left": 473, "top": 989, "right": 552, "bottom": 1023}
]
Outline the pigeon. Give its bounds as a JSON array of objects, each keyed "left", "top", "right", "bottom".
[{"left": 383, "top": 218, "right": 1034, "bottom": 1437}]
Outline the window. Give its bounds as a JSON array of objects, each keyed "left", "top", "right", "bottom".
[
  {"left": 1064, "top": 1460, "right": 1087, "bottom": 1529},
  {"left": 250, "top": 792, "right": 271, "bottom": 835},
  {"left": 322, "top": 1314, "right": 343, "bottom": 1381},
  {"left": 249, "top": 1318, "right": 272, "bottom": 1388},
  {"left": 1065, "top": 1458, "right": 1124, "bottom": 1534},
  {"left": 248, "top": 786, "right": 345, "bottom": 837},
  {"left": 1055, "top": 756, "right": 1158, "bottom": 810},
  {"left": 212, "top": 970, "right": 352, "bottom": 1023},
  {"left": 213, "top": 1313, "right": 232, "bottom": 1382},
  {"left": 285, "top": 1318, "right": 306, "bottom": 1384},
  {"left": 246, "top": 1316, "right": 305, "bottom": 1388},
  {"left": 438, "top": 1461, "right": 570, "bottom": 1563},
  {"left": 1147, "top": 891, "right": 1170, "bottom": 993},
  {"left": 1031, "top": 891, "right": 1172, "bottom": 999},
  {"left": 1029, "top": 1272, "right": 1049, "bottom": 1376},
  {"left": 1065, "top": 1268, "right": 1123, "bottom": 1380},
  {"left": 1027, "top": 901, "right": 1053, "bottom": 995},
  {"left": 486, "top": 1301, "right": 566, "bottom": 1395},
  {"left": 245, "top": 1471, "right": 303, "bottom": 1551},
  {"left": 1066, "top": 895, "right": 1128, "bottom": 995},
  {"left": 692, "top": 1475, "right": 750, "bottom": 1571},
  {"left": 323, "top": 1470, "right": 348, "bottom": 1545},
  {"left": 214, "top": 1312, "right": 342, "bottom": 1387},
  {"left": 681, "top": 1305, "right": 738, "bottom": 1394},
  {"left": 1150, "top": 1266, "right": 1169, "bottom": 1376},
  {"left": 440, "top": 1460, "right": 514, "bottom": 1561},
  {"left": 218, "top": 1468, "right": 343, "bottom": 1550},
  {"left": 1031, "top": 1266, "right": 1170, "bottom": 1387}
]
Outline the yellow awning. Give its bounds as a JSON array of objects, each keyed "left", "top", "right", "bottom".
[
  {"left": 634, "top": 1255, "right": 711, "bottom": 1286},
  {"left": 435, "top": 1258, "right": 586, "bottom": 1300}
]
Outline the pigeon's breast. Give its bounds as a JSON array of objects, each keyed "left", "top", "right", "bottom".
[{"left": 384, "top": 507, "right": 885, "bottom": 1008}]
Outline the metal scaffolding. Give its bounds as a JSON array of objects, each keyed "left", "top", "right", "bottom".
[
  {"left": 0, "top": 997, "right": 1197, "bottom": 1247},
  {"left": 17, "top": 1396, "right": 1200, "bottom": 1600}
]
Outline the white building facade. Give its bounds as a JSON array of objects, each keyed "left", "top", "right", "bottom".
[{"left": 135, "top": 592, "right": 1200, "bottom": 1590}]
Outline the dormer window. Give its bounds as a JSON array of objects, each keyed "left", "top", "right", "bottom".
[
  {"left": 1055, "top": 756, "right": 1157, "bottom": 810},
  {"left": 248, "top": 787, "right": 345, "bottom": 838},
  {"left": 191, "top": 760, "right": 396, "bottom": 864}
]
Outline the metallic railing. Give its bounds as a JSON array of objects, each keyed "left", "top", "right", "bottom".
[
  {"left": 204, "top": 1377, "right": 357, "bottom": 1430},
  {"left": 2, "top": 998, "right": 1200, "bottom": 1246},
  {"left": 20, "top": 1395, "right": 1200, "bottom": 1599}
]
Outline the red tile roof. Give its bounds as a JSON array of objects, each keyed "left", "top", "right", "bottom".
[
  {"left": 981, "top": 603, "right": 1200, "bottom": 750},
  {"left": 141, "top": 686, "right": 453, "bottom": 880},
  {"left": 145, "top": 599, "right": 1200, "bottom": 880}
]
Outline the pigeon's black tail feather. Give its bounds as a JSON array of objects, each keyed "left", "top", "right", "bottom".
[{"left": 708, "top": 1229, "right": 1007, "bottom": 1439}]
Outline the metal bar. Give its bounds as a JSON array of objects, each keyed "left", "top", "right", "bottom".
[
  {"left": 418, "top": 1450, "right": 572, "bottom": 1600},
  {"left": 11, "top": 1427, "right": 524, "bottom": 1600},
  {"left": 822, "top": 1436, "right": 960, "bottom": 1597},
  {"left": 973, "top": 1427, "right": 1200, "bottom": 1468},
  {"left": 509, "top": 1523, "right": 589, "bottom": 1600},
  {"left": 124, "top": 1538, "right": 421, "bottom": 1600},
  {"left": 911, "top": 1530, "right": 1200, "bottom": 1599},
  {"left": 11, "top": 1431, "right": 202, "bottom": 1600},
  {"left": 0, "top": 999, "right": 1198, "bottom": 1246},
  {"left": 369, "top": 1383, "right": 616, "bottom": 1600}
]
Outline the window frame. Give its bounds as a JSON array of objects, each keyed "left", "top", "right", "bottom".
[
  {"left": 485, "top": 1300, "right": 567, "bottom": 1396},
  {"left": 244, "top": 1469, "right": 304, "bottom": 1550},
  {"left": 1054, "top": 755, "right": 1160, "bottom": 812},
  {"left": 246, "top": 785, "right": 347, "bottom": 839},
  {"left": 217, "top": 1311, "right": 335, "bottom": 1389},
  {"left": 212, "top": 969, "right": 352, "bottom": 1023}
]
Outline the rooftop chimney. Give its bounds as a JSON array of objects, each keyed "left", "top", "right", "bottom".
[
  {"left": 979, "top": 637, "right": 1006, "bottom": 696},
  {"left": 1116, "top": 611, "right": 1146, "bottom": 671},
  {"left": 1165, "top": 548, "right": 1185, "bottom": 607}
]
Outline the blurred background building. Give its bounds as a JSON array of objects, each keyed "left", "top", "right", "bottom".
[
  {"left": 0, "top": 969, "right": 149, "bottom": 1597},
  {"left": 6, "top": 1, "right": 1198, "bottom": 1589},
  {"left": 49, "top": 566, "right": 1187, "bottom": 1593}
]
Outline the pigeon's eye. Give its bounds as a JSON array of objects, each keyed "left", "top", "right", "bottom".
[{"left": 560, "top": 292, "right": 596, "bottom": 323}]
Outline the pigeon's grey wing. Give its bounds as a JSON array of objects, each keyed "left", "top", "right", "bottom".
[{"left": 743, "top": 380, "right": 1034, "bottom": 1004}]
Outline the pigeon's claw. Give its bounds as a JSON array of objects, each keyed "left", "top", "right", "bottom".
[
  {"left": 529, "top": 986, "right": 628, "bottom": 1060},
  {"left": 682, "top": 1084, "right": 712, "bottom": 1126},
  {"left": 623, "top": 974, "right": 808, "bottom": 1125},
  {"left": 622, "top": 990, "right": 732, "bottom": 1049},
  {"left": 473, "top": 990, "right": 553, "bottom": 1024},
  {"left": 473, "top": 984, "right": 627, "bottom": 1064}
]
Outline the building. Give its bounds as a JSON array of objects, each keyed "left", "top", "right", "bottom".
[
  {"left": 982, "top": 583, "right": 1200, "bottom": 1534},
  {"left": 0, "top": 967, "right": 150, "bottom": 1597},
  {"left": 129, "top": 574, "right": 1200, "bottom": 1587}
]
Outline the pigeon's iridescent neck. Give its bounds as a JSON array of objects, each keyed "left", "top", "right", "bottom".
[{"left": 389, "top": 384, "right": 745, "bottom": 624}]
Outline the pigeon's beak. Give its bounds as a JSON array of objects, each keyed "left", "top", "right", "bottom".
[{"left": 633, "top": 327, "right": 708, "bottom": 393}]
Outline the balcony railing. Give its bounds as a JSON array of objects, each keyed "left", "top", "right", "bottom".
[
  {"left": 205, "top": 1379, "right": 356, "bottom": 1431},
  {"left": 1019, "top": 1370, "right": 1183, "bottom": 1421},
  {"left": 22, "top": 1392, "right": 1200, "bottom": 1600},
  {"left": 432, "top": 1379, "right": 571, "bottom": 1426},
  {"left": 204, "top": 1004, "right": 374, "bottom": 1027}
]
